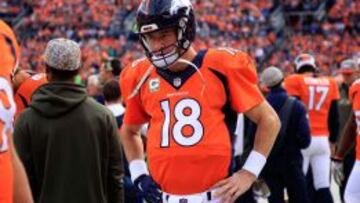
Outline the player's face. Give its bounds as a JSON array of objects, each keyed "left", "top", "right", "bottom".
[{"left": 143, "top": 28, "right": 177, "bottom": 56}]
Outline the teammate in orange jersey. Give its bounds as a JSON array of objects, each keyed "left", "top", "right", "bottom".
[
  {"left": 0, "top": 20, "right": 33, "bottom": 203},
  {"left": 284, "top": 53, "right": 340, "bottom": 202},
  {"left": 333, "top": 58, "right": 360, "bottom": 203},
  {"left": 12, "top": 70, "right": 47, "bottom": 120},
  {"left": 120, "top": 0, "right": 281, "bottom": 203}
]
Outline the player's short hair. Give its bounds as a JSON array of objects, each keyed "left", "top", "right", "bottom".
[{"left": 103, "top": 80, "right": 121, "bottom": 102}]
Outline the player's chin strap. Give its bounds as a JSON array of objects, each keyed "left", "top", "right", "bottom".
[
  {"left": 127, "top": 58, "right": 207, "bottom": 99},
  {"left": 177, "top": 58, "right": 206, "bottom": 96}
]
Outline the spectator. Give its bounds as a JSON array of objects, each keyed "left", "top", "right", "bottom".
[
  {"left": 103, "top": 79, "right": 143, "bottom": 203},
  {"left": 259, "top": 66, "right": 311, "bottom": 203},
  {"left": 13, "top": 38, "right": 124, "bottom": 203},
  {"left": 87, "top": 74, "right": 105, "bottom": 104},
  {"left": 103, "top": 79, "right": 125, "bottom": 129},
  {"left": 99, "top": 58, "right": 122, "bottom": 85},
  {"left": 334, "top": 58, "right": 359, "bottom": 201}
]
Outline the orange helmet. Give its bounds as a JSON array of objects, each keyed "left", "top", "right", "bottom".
[{"left": 0, "top": 20, "right": 20, "bottom": 80}]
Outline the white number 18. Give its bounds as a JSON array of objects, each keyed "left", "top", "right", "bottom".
[{"left": 160, "top": 98, "right": 204, "bottom": 147}]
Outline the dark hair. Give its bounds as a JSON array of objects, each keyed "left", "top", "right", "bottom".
[
  {"left": 110, "top": 59, "right": 122, "bottom": 76},
  {"left": 104, "top": 58, "right": 122, "bottom": 76},
  {"left": 296, "top": 65, "right": 316, "bottom": 74},
  {"left": 103, "top": 80, "right": 121, "bottom": 102},
  {"left": 45, "top": 64, "right": 79, "bottom": 81}
]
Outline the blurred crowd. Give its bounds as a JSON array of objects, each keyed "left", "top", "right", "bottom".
[{"left": 0, "top": 0, "right": 359, "bottom": 81}]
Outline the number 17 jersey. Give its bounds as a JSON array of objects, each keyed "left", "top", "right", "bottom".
[
  {"left": 121, "top": 48, "right": 264, "bottom": 194},
  {"left": 284, "top": 74, "right": 339, "bottom": 136}
]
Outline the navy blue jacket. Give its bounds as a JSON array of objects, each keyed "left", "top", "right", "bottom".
[{"left": 264, "top": 87, "right": 311, "bottom": 172}]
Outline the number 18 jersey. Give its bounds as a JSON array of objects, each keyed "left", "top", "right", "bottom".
[
  {"left": 121, "top": 48, "right": 264, "bottom": 194},
  {"left": 284, "top": 74, "right": 340, "bottom": 136}
]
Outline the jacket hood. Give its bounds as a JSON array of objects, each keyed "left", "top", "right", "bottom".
[{"left": 30, "top": 82, "right": 87, "bottom": 118}]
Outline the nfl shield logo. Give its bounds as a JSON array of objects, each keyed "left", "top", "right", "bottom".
[
  {"left": 179, "top": 198, "right": 188, "bottom": 203},
  {"left": 173, "top": 77, "right": 182, "bottom": 87}
]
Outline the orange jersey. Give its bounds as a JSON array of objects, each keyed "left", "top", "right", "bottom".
[
  {"left": 121, "top": 48, "right": 264, "bottom": 194},
  {"left": 0, "top": 20, "right": 18, "bottom": 203},
  {"left": 284, "top": 74, "right": 340, "bottom": 136},
  {"left": 14, "top": 73, "right": 47, "bottom": 119},
  {"left": 349, "top": 79, "right": 360, "bottom": 160}
]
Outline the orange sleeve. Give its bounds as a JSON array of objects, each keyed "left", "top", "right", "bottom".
[
  {"left": 283, "top": 75, "right": 301, "bottom": 97},
  {"left": 119, "top": 66, "right": 131, "bottom": 102},
  {"left": 349, "top": 83, "right": 357, "bottom": 104},
  {"left": 120, "top": 65, "right": 150, "bottom": 125},
  {"left": 227, "top": 52, "right": 264, "bottom": 113}
]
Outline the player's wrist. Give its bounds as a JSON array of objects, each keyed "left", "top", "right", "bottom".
[
  {"left": 242, "top": 150, "right": 267, "bottom": 178},
  {"left": 129, "top": 159, "right": 149, "bottom": 183}
]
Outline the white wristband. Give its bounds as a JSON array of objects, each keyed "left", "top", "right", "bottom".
[
  {"left": 242, "top": 150, "right": 267, "bottom": 177},
  {"left": 129, "top": 159, "right": 149, "bottom": 182}
]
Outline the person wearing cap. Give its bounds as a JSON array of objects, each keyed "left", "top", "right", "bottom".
[
  {"left": 284, "top": 53, "right": 340, "bottom": 203},
  {"left": 332, "top": 58, "right": 360, "bottom": 203},
  {"left": 99, "top": 58, "right": 122, "bottom": 85},
  {"left": 257, "top": 67, "right": 311, "bottom": 203},
  {"left": 333, "top": 59, "right": 358, "bottom": 201},
  {"left": 13, "top": 38, "right": 124, "bottom": 203}
]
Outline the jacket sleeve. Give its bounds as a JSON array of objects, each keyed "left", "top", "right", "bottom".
[
  {"left": 294, "top": 101, "right": 311, "bottom": 149},
  {"left": 106, "top": 114, "right": 124, "bottom": 203},
  {"left": 328, "top": 100, "right": 340, "bottom": 143},
  {"left": 13, "top": 113, "right": 37, "bottom": 198}
]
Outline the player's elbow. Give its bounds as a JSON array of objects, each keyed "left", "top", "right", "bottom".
[
  {"left": 120, "top": 124, "right": 142, "bottom": 139},
  {"left": 264, "top": 108, "right": 281, "bottom": 139}
]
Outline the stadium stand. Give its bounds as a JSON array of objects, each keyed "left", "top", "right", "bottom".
[{"left": 0, "top": 0, "right": 359, "bottom": 82}]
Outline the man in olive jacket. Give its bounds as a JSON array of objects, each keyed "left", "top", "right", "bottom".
[{"left": 13, "top": 38, "right": 124, "bottom": 203}]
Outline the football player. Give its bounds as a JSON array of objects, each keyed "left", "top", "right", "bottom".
[
  {"left": 11, "top": 69, "right": 47, "bottom": 120},
  {"left": 284, "top": 53, "right": 340, "bottom": 202},
  {"left": 333, "top": 58, "right": 360, "bottom": 203},
  {"left": 0, "top": 19, "right": 33, "bottom": 203},
  {"left": 120, "top": 0, "right": 281, "bottom": 203}
]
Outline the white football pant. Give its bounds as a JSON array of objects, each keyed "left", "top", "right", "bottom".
[
  {"left": 345, "top": 161, "right": 360, "bottom": 203},
  {"left": 302, "top": 136, "right": 331, "bottom": 189}
]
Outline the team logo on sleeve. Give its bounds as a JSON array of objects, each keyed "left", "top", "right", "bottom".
[{"left": 149, "top": 78, "right": 160, "bottom": 92}]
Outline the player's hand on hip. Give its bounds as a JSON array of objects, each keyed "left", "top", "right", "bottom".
[
  {"left": 134, "top": 174, "right": 162, "bottom": 203},
  {"left": 213, "top": 169, "right": 256, "bottom": 203},
  {"left": 331, "top": 157, "right": 344, "bottom": 186}
]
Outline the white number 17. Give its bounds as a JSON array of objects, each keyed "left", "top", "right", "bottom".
[{"left": 308, "top": 86, "right": 329, "bottom": 111}]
